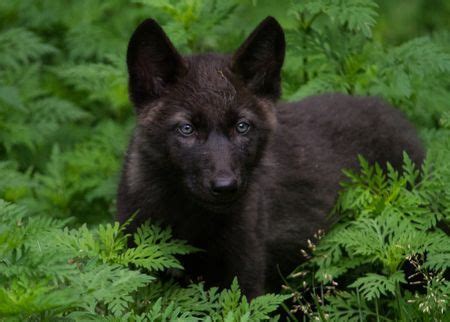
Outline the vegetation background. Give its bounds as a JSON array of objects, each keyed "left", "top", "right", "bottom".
[{"left": 0, "top": 0, "right": 449, "bottom": 320}]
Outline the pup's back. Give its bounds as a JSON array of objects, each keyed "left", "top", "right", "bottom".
[{"left": 258, "top": 93, "right": 424, "bottom": 288}]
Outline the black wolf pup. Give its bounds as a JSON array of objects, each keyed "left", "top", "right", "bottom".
[{"left": 117, "top": 17, "right": 424, "bottom": 298}]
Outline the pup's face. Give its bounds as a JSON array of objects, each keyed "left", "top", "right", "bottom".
[
  {"left": 137, "top": 61, "right": 277, "bottom": 206},
  {"left": 127, "top": 17, "right": 285, "bottom": 208}
]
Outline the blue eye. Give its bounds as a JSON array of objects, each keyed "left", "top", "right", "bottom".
[
  {"left": 236, "top": 121, "right": 250, "bottom": 134},
  {"left": 178, "top": 123, "right": 195, "bottom": 136}
]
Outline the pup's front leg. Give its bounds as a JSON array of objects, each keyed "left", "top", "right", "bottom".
[{"left": 224, "top": 237, "right": 266, "bottom": 299}]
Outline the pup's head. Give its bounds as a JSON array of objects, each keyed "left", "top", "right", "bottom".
[{"left": 127, "top": 17, "right": 285, "bottom": 209}]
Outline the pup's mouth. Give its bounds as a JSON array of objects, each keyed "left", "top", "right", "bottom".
[
  {"left": 189, "top": 182, "right": 248, "bottom": 213},
  {"left": 191, "top": 194, "right": 241, "bottom": 212},
  {"left": 184, "top": 177, "right": 248, "bottom": 212}
]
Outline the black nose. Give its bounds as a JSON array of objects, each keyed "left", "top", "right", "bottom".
[{"left": 211, "top": 177, "right": 238, "bottom": 195}]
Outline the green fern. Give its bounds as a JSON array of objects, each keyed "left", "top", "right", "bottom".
[
  {"left": 350, "top": 272, "right": 406, "bottom": 301},
  {"left": 0, "top": 200, "right": 285, "bottom": 320},
  {"left": 318, "top": 291, "right": 374, "bottom": 321},
  {"left": 0, "top": 28, "right": 56, "bottom": 71},
  {"left": 291, "top": 154, "right": 450, "bottom": 320}
]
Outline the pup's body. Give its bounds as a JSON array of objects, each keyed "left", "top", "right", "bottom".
[{"left": 117, "top": 18, "right": 424, "bottom": 298}]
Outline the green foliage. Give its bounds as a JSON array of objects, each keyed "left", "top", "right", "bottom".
[
  {"left": 349, "top": 272, "right": 406, "bottom": 301},
  {"left": 287, "top": 154, "right": 450, "bottom": 320},
  {"left": 132, "top": 0, "right": 241, "bottom": 52},
  {"left": 283, "top": 0, "right": 450, "bottom": 128},
  {"left": 0, "top": 200, "right": 286, "bottom": 320},
  {"left": 0, "top": 0, "right": 449, "bottom": 320}
]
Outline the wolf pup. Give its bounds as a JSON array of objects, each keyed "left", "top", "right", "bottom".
[{"left": 117, "top": 17, "right": 424, "bottom": 298}]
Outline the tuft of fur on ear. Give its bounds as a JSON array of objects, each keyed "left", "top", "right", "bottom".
[
  {"left": 127, "top": 19, "right": 187, "bottom": 109},
  {"left": 231, "top": 16, "right": 285, "bottom": 100}
]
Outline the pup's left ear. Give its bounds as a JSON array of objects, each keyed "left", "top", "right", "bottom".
[{"left": 231, "top": 16, "right": 285, "bottom": 100}]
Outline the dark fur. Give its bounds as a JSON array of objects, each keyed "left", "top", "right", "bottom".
[{"left": 117, "top": 17, "right": 424, "bottom": 298}]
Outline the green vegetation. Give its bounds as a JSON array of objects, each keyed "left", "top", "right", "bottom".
[
  {"left": 0, "top": 0, "right": 449, "bottom": 320},
  {"left": 0, "top": 201, "right": 287, "bottom": 320}
]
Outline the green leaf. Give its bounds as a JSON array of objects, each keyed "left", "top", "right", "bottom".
[{"left": 349, "top": 271, "right": 406, "bottom": 301}]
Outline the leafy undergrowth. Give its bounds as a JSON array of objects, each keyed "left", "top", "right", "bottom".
[
  {"left": 286, "top": 147, "right": 450, "bottom": 321},
  {"left": 0, "top": 200, "right": 288, "bottom": 320},
  {"left": 0, "top": 0, "right": 449, "bottom": 321}
]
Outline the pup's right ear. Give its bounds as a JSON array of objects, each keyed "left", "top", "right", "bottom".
[{"left": 127, "top": 19, "right": 187, "bottom": 109}]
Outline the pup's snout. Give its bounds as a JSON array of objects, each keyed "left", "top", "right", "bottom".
[{"left": 210, "top": 176, "right": 238, "bottom": 195}]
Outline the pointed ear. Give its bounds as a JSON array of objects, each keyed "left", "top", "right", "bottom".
[
  {"left": 231, "top": 16, "right": 285, "bottom": 100},
  {"left": 127, "top": 19, "right": 187, "bottom": 109}
]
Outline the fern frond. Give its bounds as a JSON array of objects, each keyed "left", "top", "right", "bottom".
[
  {"left": 0, "top": 28, "right": 56, "bottom": 71},
  {"left": 349, "top": 271, "right": 405, "bottom": 301},
  {"left": 327, "top": 0, "right": 379, "bottom": 37},
  {"left": 54, "top": 56, "right": 128, "bottom": 111},
  {"left": 289, "top": 0, "right": 378, "bottom": 37},
  {"left": 320, "top": 291, "right": 374, "bottom": 321}
]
